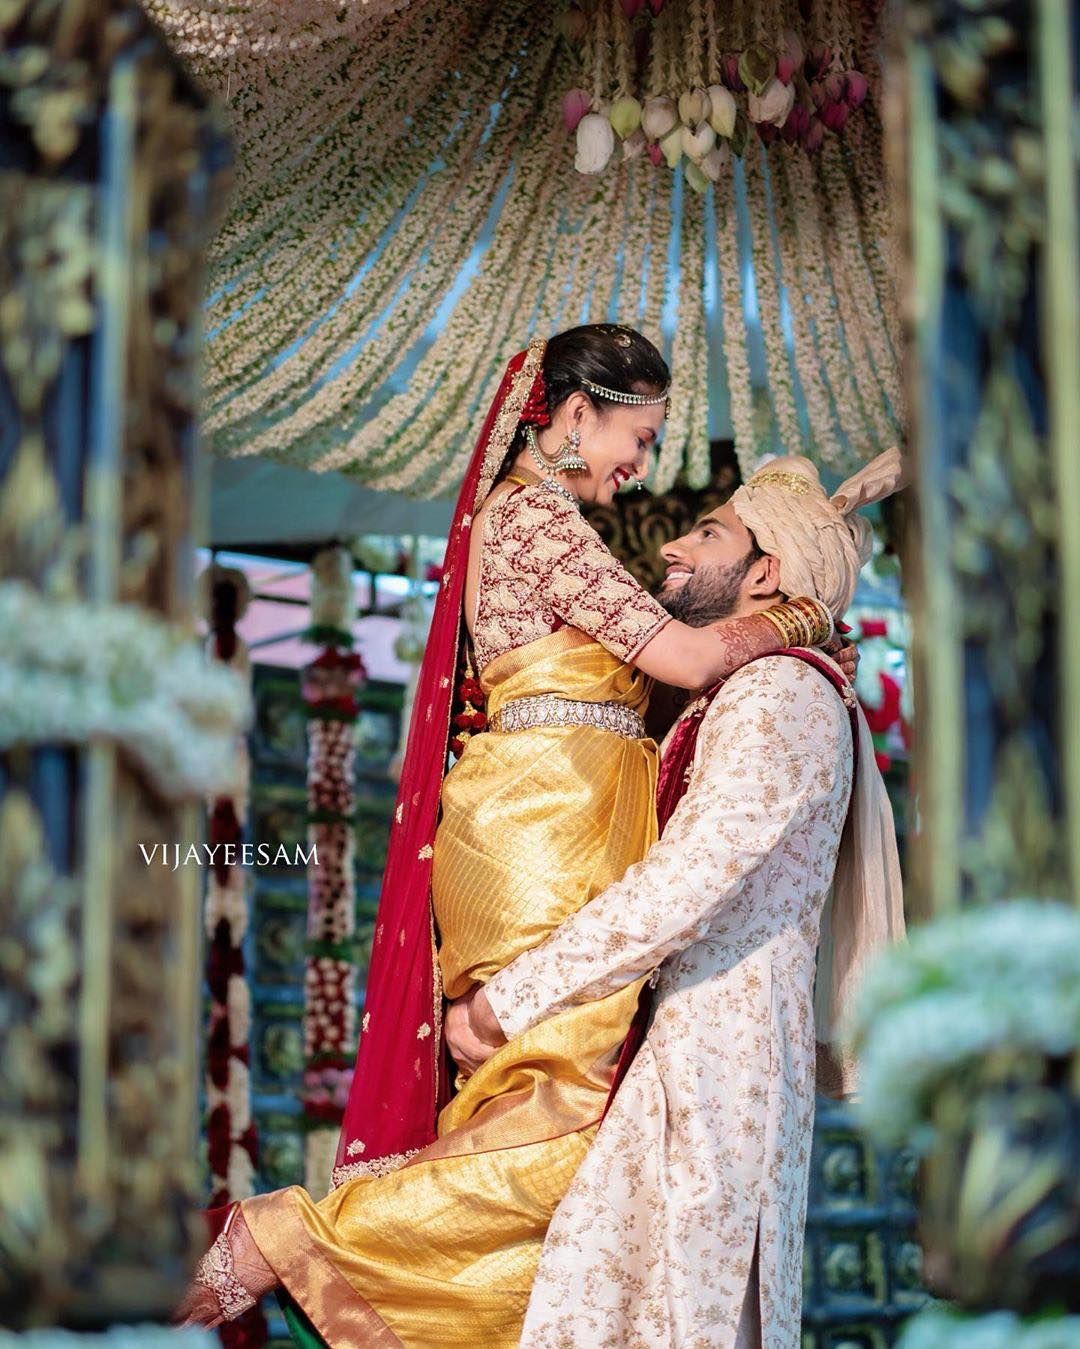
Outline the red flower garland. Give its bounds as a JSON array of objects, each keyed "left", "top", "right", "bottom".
[
  {"left": 301, "top": 556, "right": 366, "bottom": 1193},
  {"left": 202, "top": 566, "right": 267, "bottom": 1347}
]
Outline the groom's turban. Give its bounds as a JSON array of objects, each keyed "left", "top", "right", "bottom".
[{"left": 730, "top": 446, "right": 905, "bottom": 619}]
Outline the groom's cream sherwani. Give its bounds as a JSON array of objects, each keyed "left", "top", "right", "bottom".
[{"left": 484, "top": 654, "right": 854, "bottom": 1348}]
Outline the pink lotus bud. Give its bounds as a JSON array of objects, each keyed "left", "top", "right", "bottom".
[
  {"left": 706, "top": 84, "right": 737, "bottom": 137},
  {"left": 646, "top": 139, "right": 664, "bottom": 167},
  {"left": 823, "top": 71, "right": 846, "bottom": 102},
  {"left": 575, "top": 112, "right": 616, "bottom": 173},
  {"left": 647, "top": 0, "right": 665, "bottom": 13},
  {"left": 801, "top": 118, "right": 825, "bottom": 153},
  {"left": 786, "top": 104, "right": 810, "bottom": 138},
  {"left": 777, "top": 52, "right": 797, "bottom": 85},
  {"left": 820, "top": 100, "right": 850, "bottom": 132},
  {"left": 844, "top": 70, "right": 868, "bottom": 107},
  {"left": 619, "top": 0, "right": 644, "bottom": 16},
  {"left": 806, "top": 42, "right": 832, "bottom": 81},
  {"left": 609, "top": 94, "right": 642, "bottom": 138},
  {"left": 748, "top": 76, "right": 795, "bottom": 128},
  {"left": 721, "top": 53, "right": 746, "bottom": 92},
  {"left": 562, "top": 88, "right": 592, "bottom": 133},
  {"left": 809, "top": 79, "right": 827, "bottom": 109},
  {"left": 781, "top": 28, "right": 805, "bottom": 71}
]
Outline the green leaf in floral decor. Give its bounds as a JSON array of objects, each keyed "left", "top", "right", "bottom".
[
  {"left": 730, "top": 109, "right": 750, "bottom": 159},
  {"left": 684, "top": 160, "right": 708, "bottom": 194},
  {"left": 738, "top": 43, "right": 776, "bottom": 97}
]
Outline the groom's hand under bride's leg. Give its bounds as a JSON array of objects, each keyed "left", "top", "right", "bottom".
[{"left": 446, "top": 987, "right": 507, "bottom": 1077}]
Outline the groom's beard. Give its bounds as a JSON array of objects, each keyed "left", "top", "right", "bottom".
[{"left": 658, "top": 549, "right": 759, "bottom": 626}]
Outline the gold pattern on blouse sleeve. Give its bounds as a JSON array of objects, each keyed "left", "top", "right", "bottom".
[{"left": 472, "top": 485, "right": 670, "bottom": 671}]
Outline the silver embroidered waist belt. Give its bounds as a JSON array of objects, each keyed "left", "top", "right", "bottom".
[{"left": 489, "top": 694, "right": 647, "bottom": 740}]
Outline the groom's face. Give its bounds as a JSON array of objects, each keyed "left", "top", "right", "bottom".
[{"left": 657, "top": 502, "right": 766, "bottom": 626}]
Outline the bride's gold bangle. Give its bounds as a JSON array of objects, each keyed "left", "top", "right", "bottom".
[
  {"left": 761, "top": 597, "right": 833, "bottom": 648},
  {"left": 787, "top": 596, "right": 834, "bottom": 645},
  {"left": 761, "top": 606, "right": 799, "bottom": 646}
]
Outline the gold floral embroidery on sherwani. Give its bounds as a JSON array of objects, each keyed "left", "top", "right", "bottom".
[
  {"left": 242, "top": 488, "right": 666, "bottom": 1348},
  {"left": 485, "top": 656, "right": 855, "bottom": 1349}
]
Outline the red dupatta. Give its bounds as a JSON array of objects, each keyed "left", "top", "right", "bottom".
[{"left": 331, "top": 339, "right": 547, "bottom": 1185}]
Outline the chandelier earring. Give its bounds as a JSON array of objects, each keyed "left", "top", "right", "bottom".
[
  {"left": 525, "top": 424, "right": 588, "bottom": 477},
  {"left": 555, "top": 427, "right": 588, "bottom": 474}
]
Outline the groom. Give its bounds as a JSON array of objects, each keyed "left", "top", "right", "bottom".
[{"left": 446, "top": 451, "right": 905, "bottom": 1347}]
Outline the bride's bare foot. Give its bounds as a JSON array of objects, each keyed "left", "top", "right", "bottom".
[{"left": 175, "top": 1205, "right": 278, "bottom": 1327}]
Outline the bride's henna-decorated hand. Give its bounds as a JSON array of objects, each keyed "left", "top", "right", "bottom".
[
  {"left": 175, "top": 1205, "right": 277, "bottom": 1328},
  {"left": 822, "top": 634, "right": 859, "bottom": 683}
]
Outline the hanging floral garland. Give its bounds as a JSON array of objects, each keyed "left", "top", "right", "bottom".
[
  {"left": 0, "top": 580, "right": 251, "bottom": 800},
  {"left": 563, "top": 0, "right": 872, "bottom": 185},
  {"left": 199, "top": 565, "right": 267, "bottom": 1349},
  {"left": 148, "top": 0, "right": 900, "bottom": 486},
  {"left": 301, "top": 547, "right": 366, "bottom": 1195}
]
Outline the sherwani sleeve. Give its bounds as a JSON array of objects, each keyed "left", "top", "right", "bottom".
[{"left": 484, "top": 655, "right": 850, "bottom": 1038}]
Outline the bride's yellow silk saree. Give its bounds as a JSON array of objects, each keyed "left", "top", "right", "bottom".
[{"left": 243, "top": 630, "right": 656, "bottom": 1346}]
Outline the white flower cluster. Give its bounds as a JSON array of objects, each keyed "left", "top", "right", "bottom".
[
  {"left": 204, "top": 869, "right": 250, "bottom": 942},
  {"left": 145, "top": 0, "right": 898, "bottom": 489},
  {"left": 303, "top": 956, "right": 356, "bottom": 1056},
  {"left": 210, "top": 1058, "right": 252, "bottom": 1138},
  {"left": 0, "top": 583, "right": 251, "bottom": 802},
  {"left": 846, "top": 900, "right": 1080, "bottom": 1148},
  {"left": 898, "top": 1307, "right": 1080, "bottom": 1349}
]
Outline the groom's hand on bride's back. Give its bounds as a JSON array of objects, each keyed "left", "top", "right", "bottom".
[{"left": 445, "top": 986, "right": 507, "bottom": 1077}]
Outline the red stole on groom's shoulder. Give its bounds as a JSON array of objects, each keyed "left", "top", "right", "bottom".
[{"left": 604, "top": 647, "right": 858, "bottom": 1113}]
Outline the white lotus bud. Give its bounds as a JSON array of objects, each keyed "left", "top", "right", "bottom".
[
  {"left": 748, "top": 77, "right": 795, "bottom": 127},
  {"left": 641, "top": 95, "right": 678, "bottom": 139},
  {"left": 698, "top": 142, "right": 730, "bottom": 182},
  {"left": 681, "top": 121, "right": 716, "bottom": 162},
  {"left": 706, "top": 84, "right": 737, "bottom": 137},
  {"left": 678, "top": 87, "right": 712, "bottom": 127},
  {"left": 575, "top": 112, "right": 616, "bottom": 174}
]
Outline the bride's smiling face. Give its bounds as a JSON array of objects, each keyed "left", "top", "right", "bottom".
[{"left": 560, "top": 391, "right": 666, "bottom": 506}]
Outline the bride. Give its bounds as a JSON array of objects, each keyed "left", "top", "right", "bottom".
[{"left": 180, "top": 325, "right": 839, "bottom": 1346}]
